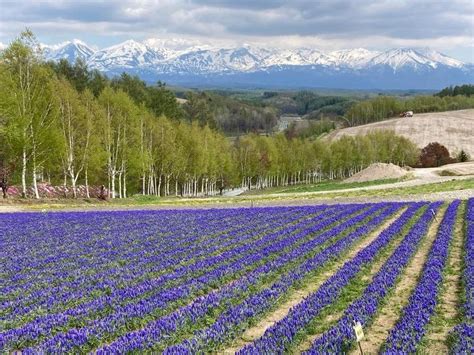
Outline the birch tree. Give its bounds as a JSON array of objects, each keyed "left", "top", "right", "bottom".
[
  {"left": 0, "top": 30, "right": 56, "bottom": 198},
  {"left": 56, "top": 79, "right": 99, "bottom": 197},
  {"left": 98, "top": 87, "right": 138, "bottom": 198}
]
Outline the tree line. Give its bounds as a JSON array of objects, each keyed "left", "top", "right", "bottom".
[
  {"left": 235, "top": 130, "right": 418, "bottom": 189},
  {"left": 345, "top": 94, "right": 474, "bottom": 126},
  {"left": 0, "top": 31, "right": 428, "bottom": 199},
  {"left": 435, "top": 84, "right": 474, "bottom": 97}
]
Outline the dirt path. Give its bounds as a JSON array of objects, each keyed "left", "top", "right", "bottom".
[
  {"left": 222, "top": 208, "right": 406, "bottom": 354},
  {"left": 351, "top": 205, "right": 447, "bottom": 354},
  {"left": 0, "top": 205, "right": 23, "bottom": 213},
  {"left": 422, "top": 203, "right": 465, "bottom": 353}
]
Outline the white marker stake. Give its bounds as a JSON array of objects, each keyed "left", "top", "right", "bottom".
[
  {"left": 353, "top": 321, "right": 364, "bottom": 355},
  {"left": 431, "top": 208, "right": 438, "bottom": 222}
]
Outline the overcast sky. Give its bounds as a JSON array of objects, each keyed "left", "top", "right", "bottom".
[{"left": 0, "top": 0, "right": 473, "bottom": 61}]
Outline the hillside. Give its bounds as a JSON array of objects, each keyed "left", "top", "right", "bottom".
[{"left": 326, "top": 109, "right": 474, "bottom": 156}]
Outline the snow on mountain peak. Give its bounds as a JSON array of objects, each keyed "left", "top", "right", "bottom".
[
  {"left": 416, "top": 48, "right": 464, "bottom": 68},
  {"left": 368, "top": 48, "right": 444, "bottom": 70},
  {"left": 40, "top": 39, "right": 95, "bottom": 62},
  {"left": 70, "top": 39, "right": 89, "bottom": 47},
  {"left": 329, "top": 48, "right": 380, "bottom": 68},
  {"left": 38, "top": 38, "right": 467, "bottom": 78},
  {"left": 88, "top": 39, "right": 166, "bottom": 70}
]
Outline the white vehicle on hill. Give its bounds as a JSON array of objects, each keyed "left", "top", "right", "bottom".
[{"left": 400, "top": 111, "right": 414, "bottom": 117}]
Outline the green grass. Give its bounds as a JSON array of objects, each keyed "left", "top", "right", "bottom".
[
  {"left": 3, "top": 178, "right": 473, "bottom": 211},
  {"left": 336, "top": 178, "right": 474, "bottom": 198},
  {"left": 243, "top": 178, "right": 403, "bottom": 195}
]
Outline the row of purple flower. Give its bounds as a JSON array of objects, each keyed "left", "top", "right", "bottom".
[
  {"left": 2, "top": 206, "right": 327, "bottom": 350},
  {"left": 163, "top": 204, "right": 403, "bottom": 353},
  {"left": 28, "top": 204, "right": 365, "bottom": 352},
  {"left": 451, "top": 198, "right": 474, "bottom": 353},
  {"left": 3, "top": 199, "right": 469, "bottom": 353},
  {"left": 2, "top": 203, "right": 396, "bottom": 352},
  {"left": 242, "top": 201, "right": 436, "bottom": 353}
]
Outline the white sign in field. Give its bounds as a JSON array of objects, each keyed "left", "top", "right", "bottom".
[{"left": 353, "top": 321, "right": 365, "bottom": 342}]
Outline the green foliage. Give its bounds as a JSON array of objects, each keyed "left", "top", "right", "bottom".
[
  {"left": 224, "top": 90, "right": 355, "bottom": 120},
  {"left": 48, "top": 58, "right": 92, "bottom": 93},
  {"left": 293, "top": 91, "right": 350, "bottom": 116},
  {"left": 183, "top": 92, "right": 217, "bottom": 128},
  {"left": 111, "top": 74, "right": 184, "bottom": 119},
  {"left": 49, "top": 60, "right": 184, "bottom": 120},
  {"left": 0, "top": 29, "right": 58, "bottom": 198},
  {"left": 457, "top": 149, "right": 470, "bottom": 163},
  {"left": 234, "top": 129, "right": 418, "bottom": 188},
  {"left": 285, "top": 118, "right": 335, "bottom": 139},
  {"left": 183, "top": 91, "right": 278, "bottom": 134},
  {"left": 435, "top": 84, "right": 474, "bottom": 97}
]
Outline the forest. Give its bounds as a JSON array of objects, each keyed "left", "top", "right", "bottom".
[{"left": 0, "top": 31, "right": 466, "bottom": 199}]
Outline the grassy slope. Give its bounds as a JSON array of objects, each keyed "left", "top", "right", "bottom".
[{"left": 243, "top": 178, "right": 402, "bottom": 195}]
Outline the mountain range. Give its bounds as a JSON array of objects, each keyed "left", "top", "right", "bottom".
[{"left": 9, "top": 39, "right": 474, "bottom": 89}]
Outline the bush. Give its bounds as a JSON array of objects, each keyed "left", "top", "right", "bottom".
[
  {"left": 457, "top": 150, "right": 471, "bottom": 163},
  {"left": 418, "top": 142, "right": 455, "bottom": 168}
]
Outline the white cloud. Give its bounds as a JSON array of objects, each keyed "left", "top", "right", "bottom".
[{"left": 0, "top": 0, "right": 472, "bottom": 62}]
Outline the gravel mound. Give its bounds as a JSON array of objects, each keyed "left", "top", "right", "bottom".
[
  {"left": 345, "top": 163, "right": 409, "bottom": 183},
  {"left": 438, "top": 162, "right": 474, "bottom": 176}
]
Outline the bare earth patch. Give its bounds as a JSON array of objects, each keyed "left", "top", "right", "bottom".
[
  {"left": 0, "top": 205, "right": 23, "bottom": 213},
  {"left": 326, "top": 109, "right": 474, "bottom": 157},
  {"left": 344, "top": 163, "right": 409, "bottom": 183},
  {"left": 350, "top": 205, "right": 447, "bottom": 354},
  {"left": 437, "top": 161, "right": 474, "bottom": 176},
  {"left": 222, "top": 208, "right": 406, "bottom": 354}
]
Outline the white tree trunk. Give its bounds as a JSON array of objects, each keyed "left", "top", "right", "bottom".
[
  {"left": 118, "top": 171, "right": 122, "bottom": 199},
  {"left": 32, "top": 154, "right": 39, "bottom": 199},
  {"left": 111, "top": 173, "right": 116, "bottom": 199},
  {"left": 85, "top": 169, "right": 90, "bottom": 198},
  {"left": 123, "top": 170, "right": 127, "bottom": 198},
  {"left": 157, "top": 175, "right": 162, "bottom": 197},
  {"left": 21, "top": 148, "right": 27, "bottom": 198}
]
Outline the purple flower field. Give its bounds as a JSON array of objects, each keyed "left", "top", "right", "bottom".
[{"left": 0, "top": 200, "right": 471, "bottom": 353}]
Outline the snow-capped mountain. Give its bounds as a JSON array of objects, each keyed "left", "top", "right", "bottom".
[
  {"left": 368, "top": 48, "right": 442, "bottom": 70},
  {"left": 262, "top": 48, "right": 335, "bottom": 67},
  {"left": 36, "top": 38, "right": 473, "bottom": 89},
  {"left": 41, "top": 39, "right": 94, "bottom": 62},
  {"left": 417, "top": 48, "right": 464, "bottom": 68},
  {"left": 167, "top": 46, "right": 274, "bottom": 73},
  {"left": 88, "top": 40, "right": 167, "bottom": 71},
  {"left": 329, "top": 48, "right": 380, "bottom": 68}
]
